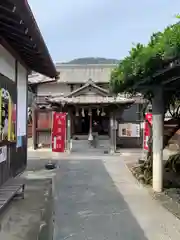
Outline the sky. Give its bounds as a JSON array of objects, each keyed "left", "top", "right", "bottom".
[{"left": 28, "top": 0, "right": 180, "bottom": 63}]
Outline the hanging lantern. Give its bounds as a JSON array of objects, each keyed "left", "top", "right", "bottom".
[
  {"left": 97, "top": 108, "right": 100, "bottom": 116},
  {"left": 75, "top": 108, "right": 79, "bottom": 117},
  {"left": 81, "top": 108, "right": 85, "bottom": 117},
  {"left": 101, "top": 108, "right": 106, "bottom": 116}
]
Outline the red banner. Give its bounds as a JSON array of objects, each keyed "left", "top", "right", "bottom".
[
  {"left": 52, "top": 112, "right": 66, "bottom": 152},
  {"left": 143, "top": 113, "right": 152, "bottom": 151}
]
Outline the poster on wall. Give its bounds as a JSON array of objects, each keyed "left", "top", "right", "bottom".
[
  {"left": 52, "top": 112, "right": 66, "bottom": 152},
  {"left": 118, "top": 123, "right": 140, "bottom": 137},
  {"left": 0, "top": 88, "right": 16, "bottom": 143},
  {"left": 0, "top": 146, "right": 7, "bottom": 163}
]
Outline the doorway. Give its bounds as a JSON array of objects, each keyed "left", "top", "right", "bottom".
[{"left": 72, "top": 108, "right": 109, "bottom": 136}]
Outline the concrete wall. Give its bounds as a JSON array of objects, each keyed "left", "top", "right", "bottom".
[
  {"left": 37, "top": 82, "right": 71, "bottom": 96},
  {"left": 56, "top": 64, "right": 114, "bottom": 83},
  {"left": 30, "top": 64, "right": 116, "bottom": 85}
]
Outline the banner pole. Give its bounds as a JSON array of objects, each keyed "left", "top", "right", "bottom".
[{"left": 45, "top": 111, "right": 56, "bottom": 169}]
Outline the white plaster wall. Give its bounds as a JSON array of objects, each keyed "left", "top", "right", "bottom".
[
  {"left": 17, "top": 62, "right": 27, "bottom": 136},
  {"left": 0, "top": 44, "right": 15, "bottom": 82},
  {"left": 37, "top": 82, "right": 71, "bottom": 96},
  {"left": 56, "top": 65, "right": 114, "bottom": 83},
  {"left": 30, "top": 64, "right": 116, "bottom": 85}
]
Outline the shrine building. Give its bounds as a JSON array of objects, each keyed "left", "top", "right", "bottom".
[{"left": 29, "top": 63, "right": 144, "bottom": 154}]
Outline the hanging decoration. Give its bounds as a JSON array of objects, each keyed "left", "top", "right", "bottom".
[
  {"left": 81, "top": 108, "right": 85, "bottom": 117},
  {"left": 75, "top": 108, "right": 79, "bottom": 117},
  {"left": 101, "top": 108, "right": 106, "bottom": 116},
  {"left": 88, "top": 108, "right": 92, "bottom": 116},
  {"left": 97, "top": 108, "right": 100, "bottom": 116}
]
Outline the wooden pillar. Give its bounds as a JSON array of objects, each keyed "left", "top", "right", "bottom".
[
  {"left": 110, "top": 111, "right": 116, "bottom": 154},
  {"left": 32, "top": 107, "right": 38, "bottom": 149},
  {"left": 66, "top": 110, "right": 71, "bottom": 153},
  {"left": 152, "top": 87, "right": 164, "bottom": 192},
  {"left": 71, "top": 111, "right": 74, "bottom": 137}
]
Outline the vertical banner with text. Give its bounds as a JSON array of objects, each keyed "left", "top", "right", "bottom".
[
  {"left": 52, "top": 112, "right": 66, "bottom": 152},
  {"left": 143, "top": 113, "right": 152, "bottom": 151}
]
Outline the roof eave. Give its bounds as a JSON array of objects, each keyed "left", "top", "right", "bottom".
[{"left": 5, "top": 0, "right": 57, "bottom": 78}]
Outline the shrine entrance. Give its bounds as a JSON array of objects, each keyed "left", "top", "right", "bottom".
[
  {"left": 46, "top": 79, "right": 134, "bottom": 154},
  {"left": 71, "top": 107, "right": 110, "bottom": 154},
  {"left": 72, "top": 108, "right": 109, "bottom": 136}
]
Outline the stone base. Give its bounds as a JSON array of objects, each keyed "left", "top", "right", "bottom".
[{"left": 109, "top": 149, "right": 115, "bottom": 154}]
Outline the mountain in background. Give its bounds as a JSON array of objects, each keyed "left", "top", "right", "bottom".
[{"left": 63, "top": 57, "right": 119, "bottom": 64}]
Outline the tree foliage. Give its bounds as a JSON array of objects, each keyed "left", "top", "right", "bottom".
[
  {"left": 110, "top": 18, "right": 180, "bottom": 186},
  {"left": 110, "top": 21, "right": 180, "bottom": 93}
]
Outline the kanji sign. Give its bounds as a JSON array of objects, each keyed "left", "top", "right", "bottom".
[
  {"left": 52, "top": 112, "right": 66, "bottom": 152},
  {"left": 143, "top": 113, "right": 152, "bottom": 151}
]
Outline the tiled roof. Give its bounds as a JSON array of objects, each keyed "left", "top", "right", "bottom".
[
  {"left": 28, "top": 72, "right": 54, "bottom": 84},
  {"left": 66, "top": 79, "right": 108, "bottom": 97},
  {"left": 2, "top": 0, "right": 57, "bottom": 77},
  {"left": 46, "top": 95, "right": 134, "bottom": 105}
]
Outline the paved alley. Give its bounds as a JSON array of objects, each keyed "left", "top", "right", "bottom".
[{"left": 53, "top": 157, "right": 180, "bottom": 240}]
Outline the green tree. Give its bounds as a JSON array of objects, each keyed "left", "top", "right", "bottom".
[
  {"left": 110, "top": 19, "right": 180, "bottom": 185},
  {"left": 110, "top": 21, "right": 180, "bottom": 94}
]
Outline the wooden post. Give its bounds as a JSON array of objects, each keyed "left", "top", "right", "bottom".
[
  {"left": 32, "top": 107, "right": 38, "bottom": 149},
  {"left": 110, "top": 111, "right": 116, "bottom": 154},
  {"left": 66, "top": 110, "right": 71, "bottom": 153},
  {"left": 152, "top": 87, "right": 164, "bottom": 192}
]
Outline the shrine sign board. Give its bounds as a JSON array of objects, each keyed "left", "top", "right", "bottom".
[{"left": 52, "top": 112, "right": 66, "bottom": 152}]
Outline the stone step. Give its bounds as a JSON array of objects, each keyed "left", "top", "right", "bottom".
[{"left": 71, "top": 140, "right": 110, "bottom": 153}]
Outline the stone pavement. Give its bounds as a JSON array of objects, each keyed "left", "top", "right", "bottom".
[
  {"left": 53, "top": 156, "right": 180, "bottom": 240},
  {"left": 0, "top": 177, "right": 51, "bottom": 240},
  {"left": 28, "top": 147, "right": 176, "bottom": 161}
]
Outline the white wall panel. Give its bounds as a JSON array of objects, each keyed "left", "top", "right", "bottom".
[
  {"left": 37, "top": 82, "right": 71, "bottom": 96},
  {"left": 0, "top": 44, "right": 15, "bottom": 82},
  {"left": 17, "top": 62, "right": 27, "bottom": 136}
]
